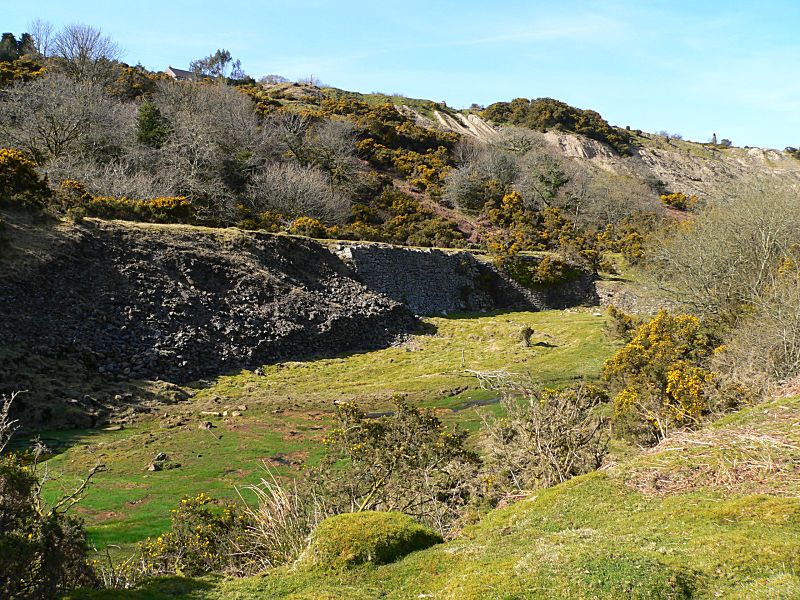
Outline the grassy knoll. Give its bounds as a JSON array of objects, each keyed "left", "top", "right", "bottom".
[
  {"left": 69, "top": 396, "right": 800, "bottom": 599},
  {"left": 43, "top": 308, "right": 612, "bottom": 552}
]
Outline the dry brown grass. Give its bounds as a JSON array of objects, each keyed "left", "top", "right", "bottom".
[{"left": 618, "top": 397, "right": 800, "bottom": 497}]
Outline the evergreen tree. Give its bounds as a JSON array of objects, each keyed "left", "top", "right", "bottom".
[{"left": 136, "top": 101, "right": 171, "bottom": 148}]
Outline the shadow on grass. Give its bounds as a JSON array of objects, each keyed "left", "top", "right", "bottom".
[{"left": 70, "top": 576, "right": 215, "bottom": 599}]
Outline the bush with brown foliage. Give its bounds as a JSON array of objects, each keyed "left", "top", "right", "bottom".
[{"left": 480, "top": 383, "right": 609, "bottom": 493}]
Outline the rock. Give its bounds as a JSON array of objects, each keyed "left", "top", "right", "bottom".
[
  {"left": 153, "top": 452, "right": 167, "bottom": 462},
  {"left": 147, "top": 462, "right": 162, "bottom": 472}
]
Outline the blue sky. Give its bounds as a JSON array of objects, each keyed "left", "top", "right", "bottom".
[{"left": 5, "top": 1, "right": 800, "bottom": 149}]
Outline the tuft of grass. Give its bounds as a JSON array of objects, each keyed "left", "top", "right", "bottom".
[{"left": 303, "top": 511, "right": 442, "bottom": 569}]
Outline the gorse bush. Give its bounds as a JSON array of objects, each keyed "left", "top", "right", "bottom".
[
  {"left": 482, "top": 97, "right": 633, "bottom": 155},
  {"left": 494, "top": 252, "right": 582, "bottom": 289},
  {"left": 289, "top": 215, "right": 327, "bottom": 238},
  {"left": 0, "top": 148, "right": 50, "bottom": 207},
  {"left": 311, "top": 398, "right": 480, "bottom": 537},
  {"left": 84, "top": 196, "right": 194, "bottom": 223},
  {"left": 604, "top": 305, "right": 643, "bottom": 343},
  {"left": 660, "top": 192, "right": 697, "bottom": 211},
  {"left": 0, "top": 455, "right": 98, "bottom": 599},
  {"left": 1, "top": 393, "right": 98, "bottom": 599},
  {"left": 603, "top": 311, "right": 718, "bottom": 443},
  {"left": 133, "top": 493, "right": 250, "bottom": 578}
]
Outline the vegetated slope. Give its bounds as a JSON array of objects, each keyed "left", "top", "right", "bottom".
[
  {"left": 416, "top": 106, "right": 800, "bottom": 201},
  {"left": 120, "top": 396, "right": 798, "bottom": 600},
  {"left": 0, "top": 212, "right": 415, "bottom": 425}
]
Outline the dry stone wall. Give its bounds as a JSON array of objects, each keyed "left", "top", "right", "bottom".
[{"left": 333, "top": 243, "right": 597, "bottom": 316}]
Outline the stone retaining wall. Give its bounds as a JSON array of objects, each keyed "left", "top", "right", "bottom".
[{"left": 332, "top": 243, "right": 597, "bottom": 316}]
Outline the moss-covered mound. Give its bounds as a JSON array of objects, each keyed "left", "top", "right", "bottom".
[{"left": 304, "top": 511, "right": 442, "bottom": 569}]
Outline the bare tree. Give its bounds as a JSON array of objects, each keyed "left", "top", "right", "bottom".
[
  {"left": 306, "top": 119, "right": 359, "bottom": 185},
  {"left": 0, "top": 391, "right": 22, "bottom": 453},
  {"left": 148, "top": 81, "right": 274, "bottom": 216},
  {"left": 480, "top": 381, "right": 609, "bottom": 492},
  {"left": 555, "top": 169, "right": 662, "bottom": 228},
  {"left": 652, "top": 180, "right": 800, "bottom": 320},
  {"left": 265, "top": 111, "right": 311, "bottom": 164},
  {"left": 443, "top": 147, "right": 519, "bottom": 211},
  {"left": 513, "top": 149, "right": 570, "bottom": 210},
  {"left": 247, "top": 162, "right": 350, "bottom": 223},
  {"left": 0, "top": 73, "right": 132, "bottom": 166},
  {"left": 259, "top": 74, "right": 289, "bottom": 85},
  {"left": 52, "top": 23, "right": 121, "bottom": 83},
  {"left": 451, "top": 137, "right": 482, "bottom": 166},
  {"left": 27, "top": 18, "right": 54, "bottom": 57},
  {"left": 718, "top": 268, "right": 800, "bottom": 383}
]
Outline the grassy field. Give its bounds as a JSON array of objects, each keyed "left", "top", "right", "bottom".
[
  {"left": 42, "top": 308, "right": 613, "bottom": 552},
  {"left": 68, "top": 395, "right": 800, "bottom": 599}
]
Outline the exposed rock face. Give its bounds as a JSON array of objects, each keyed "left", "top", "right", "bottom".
[
  {"left": 0, "top": 220, "right": 416, "bottom": 384},
  {"left": 418, "top": 108, "right": 800, "bottom": 201},
  {"left": 333, "top": 243, "right": 597, "bottom": 315},
  {"left": 433, "top": 111, "right": 498, "bottom": 143}
]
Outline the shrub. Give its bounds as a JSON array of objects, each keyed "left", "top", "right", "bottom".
[
  {"left": 652, "top": 183, "right": 800, "bottom": 321},
  {"left": 133, "top": 493, "right": 250, "bottom": 578},
  {"left": 0, "top": 456, "right": 98, "bottom": 599},
  {"left": 605, "top": 306, "right": 642, "bottom": 342},
  {"left": 53, "top": 179, "right": 92, "bottom": 212},
  {"left": 136, "top": 100, "right": 171, "bottom": 148},
  {"left": 716, "top": 265, "right": 800, "bottom": 384},
  {"left": 236, "top": 210, "right": 287, "bottom": 232},
  {"left": 603, "top": 311, "right": 717, "bottom": 442},
  {"left": 0, "top": 148, "right": 50, "bottom": 208},
  {"left": 482, "top": 97, "right": 633, "bottom": 155},
  {"left": 480, "top": 384, "right": 609, "bottom": 493},
  {"left": 302, "top": 511, "right": 442, "bottom": 569},
  {"left": 660, "top": 192, "right": 697, "bottom": 211},
  {"left": 311, "top": 398, "right": 480, "bottom": 537},
  {"left": 1, "top": 393, "right": 98, "bottom": 598},
  {"left": 84, "top": 196, "right": 194, "bottom": 223},
  {"left": 290, "top": 216, "right": 328, "bottom": 238},
  {"left": 493, "top": 249, "right": 582, "bottom": 289},
  {"left": 0, "top": 56, "right": 45, "bottom": 87}
]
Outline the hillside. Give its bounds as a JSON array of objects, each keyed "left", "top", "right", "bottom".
[
  {"left": 69, "top": 394, "right": 800, "bottom": 599},
  {"left": 406, "top": 106, "right": 800, "bottom": 200},
  {"left": 5, "top": 36, "right": 800, "bottom": 600}
]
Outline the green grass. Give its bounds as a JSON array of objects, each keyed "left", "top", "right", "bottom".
[
  {"left": 42, "top": 308, "right": 613, "bottom": 553},
  {"left": 68, "top": 396, "right": 800, "bottom": 599}
]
